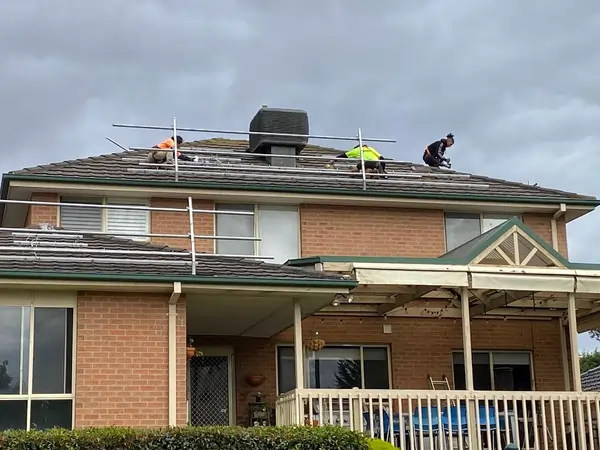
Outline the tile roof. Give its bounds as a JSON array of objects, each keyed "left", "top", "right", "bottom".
[
  {"left": 6, "top": 138, "right": 596, "bottom": 203},
  {"left": 0, "top": 226, "right": 351, "bottom": 284},
  {"left": 582, "top": 365, "right": 600, "bottom": 391}
]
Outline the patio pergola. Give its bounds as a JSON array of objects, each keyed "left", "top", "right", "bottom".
[{"left": 287, "top": 217, "right": 600, "bottom": 392}]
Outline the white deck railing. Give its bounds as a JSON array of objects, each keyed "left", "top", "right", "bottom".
[{"left": 276, "top": 388, "right": 600, "bottom": 450}]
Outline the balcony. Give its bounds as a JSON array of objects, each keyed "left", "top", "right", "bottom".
[{"left": 276, "top": 388, "right": 599, "bottom": 449}]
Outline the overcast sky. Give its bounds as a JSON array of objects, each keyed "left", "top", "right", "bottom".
[{"left": 1, "top": 1, "right": 599, "bottom": 351}]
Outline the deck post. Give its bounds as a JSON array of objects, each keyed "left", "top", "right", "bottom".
[
  {"left": 293, "top": 298, "right": 305, "bottom": 389},
  {"left": 567, "top": 292, "right": 582, "bottom": 391},
  {"left": 461, "top": 287, "right": 477, "bottom": 448},
  {"left": 568, "top": 292, "right": 587, "bottom": 448}
]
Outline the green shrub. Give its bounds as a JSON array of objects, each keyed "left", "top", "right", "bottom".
[
  {"left": 368, "top": 438, "right": 397, "bottom": 450},
  {"left": 0, "top": 425, "right": 370, "bottom": 450}
]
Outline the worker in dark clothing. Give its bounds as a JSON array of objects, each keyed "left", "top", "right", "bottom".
[
  {"left": 423, "top": 133, "right": 455, "bottom": 168},
  {"left": 148, "top": 136, "right": 196, "bottom": 163},
  {"left": 327, "top": 144, "right": 389, "bottom": 174}
]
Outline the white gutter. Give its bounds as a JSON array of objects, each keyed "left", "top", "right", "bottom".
[{"left": 168, "top": 281, "right": 182, "bottom": 426}]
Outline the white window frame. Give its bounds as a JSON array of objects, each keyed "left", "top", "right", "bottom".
[
  {"left": 444, "top": 212, "right": 522, "bottom": 252},
  {"left": 0, "top": 290, "right": 76, "bottom": 431},
  {"left": 214, "top": 203, "right": 300, "bottom": 262},
  {"left": 275, "top": 344, "right": 392, "bottom": 394},
  {"left": 58, "top": 196, "right": 150, "bottom": 241},
  {"left": 451, "top": 350, "right": 535, "bottom": 391}
]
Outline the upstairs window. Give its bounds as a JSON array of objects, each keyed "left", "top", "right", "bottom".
[
  {"left": 59, "top": 197, "right": 149, "bottom": 241},
  {"left": 215, "top": 204, "right": 299, "bottom": 264},
  {"left": 444, "top": 213, "right": 520, "bottom": 251}
]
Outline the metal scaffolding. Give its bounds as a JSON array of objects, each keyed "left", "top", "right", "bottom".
[
  {"left": 113, "top": 118, "right": 402, "bottom": 190},
  {"left": 0, "top": 198, "right": 272, "bottom": 276},
  {"left": 113, "top": 117, "right": 483, "bottom": 191}
]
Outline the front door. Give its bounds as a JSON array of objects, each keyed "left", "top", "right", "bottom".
[{"left": 189, "top": 351, "right": 233, "bottom": 426}]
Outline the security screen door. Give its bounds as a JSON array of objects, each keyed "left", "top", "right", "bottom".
[{"left": 189, "top": 354, "right": 232, "bottom": 426}]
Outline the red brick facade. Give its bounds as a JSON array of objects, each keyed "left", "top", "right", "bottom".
[
  {"left": 20, "top": 193, "right": 572, "bottom": 427},
  {"left": 75, "top": 292, "right": 187, "bottom": 427}
]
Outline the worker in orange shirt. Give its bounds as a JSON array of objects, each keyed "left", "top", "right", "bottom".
[{"left": 147, "top": 136, "right": 196, "bottom": 163}]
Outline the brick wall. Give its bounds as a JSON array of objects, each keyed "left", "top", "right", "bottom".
[
  {"left": 300, "top": 205, "right": 446, "bottom": 257},
  {"left": 192, "top": 316, "right": 566, "bottom": 426},
  {"left": 21, "top": 194, "right": 569, "bottom": 260},
  {"left": 25, "top": 193, "right": 58, "bottom": 226},
  {"left": 523, "top": 213, "right": 568, "bottom": 257},
  {"left": 75, "top": 292, "right": 187, "bottom": 428},
  {"left": 149, "top": 197, "right": 214, "bottom": 252}
]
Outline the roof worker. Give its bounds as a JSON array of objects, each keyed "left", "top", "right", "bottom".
[
  {"left": 147, "top": 135, "right": 197, "bottom": 164},
  {"left": 327, "top": 144, "right": 389, "bottom": 175},
  {"left": 423, "top": 133, "right": 454, "bottom": 169}
]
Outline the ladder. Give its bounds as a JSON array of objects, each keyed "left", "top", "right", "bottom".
[
  {"left": 428, "top": 374, "right": 451, "bottom": 391},
  {"left": 428, "top": 375, "right": 455, "bottom": 406}
]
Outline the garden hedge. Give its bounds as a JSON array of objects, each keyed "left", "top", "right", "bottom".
[{"left": 0, "top": 425, "right": 370, "bottom": 450}]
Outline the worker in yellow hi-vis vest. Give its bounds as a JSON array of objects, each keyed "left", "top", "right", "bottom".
[{"left": 326, "top": 144, "right": 388, "bottom": 174}]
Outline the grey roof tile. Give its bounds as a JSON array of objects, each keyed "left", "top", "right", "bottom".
[
  {"left": 0, "top": 226, "right": 349, "bottom": 283},
  {"left": 7, "top": 139, "right": 596, "bottom": 202},
  {"left": 582, "top": 365, "right": 600, "bottom": 391}
]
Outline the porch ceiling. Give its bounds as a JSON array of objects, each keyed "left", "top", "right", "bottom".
[{"left": 186, "top": 291, "right": 336, "bottom": 338}]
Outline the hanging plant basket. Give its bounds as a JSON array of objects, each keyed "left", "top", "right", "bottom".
[
  {"left": 246, "top": 375, "right": 265, "bottom": 387},
  {"left": 186, "top": 338, "right": 202, "bottom": 359},
  {"left": 304, "top": 338, "right": 326, "bottom": 352}
]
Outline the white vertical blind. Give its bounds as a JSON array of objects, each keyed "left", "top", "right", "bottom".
[
  {"left": 105, "top": 198, "right": 150, "bottom": 241},
  {"left": 59, "top": 197, "right": 102, "bottom": 231},
  {"left": 257, "top": 205, "right": 299, "bottom": 264},
  {"left": 59, "top": 197, "right": 149, "bottom": 240}
]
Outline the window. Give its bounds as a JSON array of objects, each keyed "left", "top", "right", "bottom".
[
  {"left": 444, "top": 213, "right": 520, "bottom": 251},
  {"left": 276, "top": 345, "right": 390, "bottom": 394},
  {"left": 59, "top": 197, "right": 149, "bottom": 241},
  {"left": 452, "top": 351, "right": 533, "bottom": 391},
  {"left": 215, "top": 204, "right": 299, "bottom": 264},
  {"left": 0, "top": 304, "right": 74, "bottom": 430}
]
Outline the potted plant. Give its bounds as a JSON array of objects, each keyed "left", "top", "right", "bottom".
[
  {"left": 304, "top": 332, "right": 326, "bottom": 352},
  {"left": 186, "top": 338, "right": 201, "bottom": 359}
]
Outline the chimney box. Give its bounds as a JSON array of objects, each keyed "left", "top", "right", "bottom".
[{"left": 248, "top": 107, "right": 309, "bottom": 167}]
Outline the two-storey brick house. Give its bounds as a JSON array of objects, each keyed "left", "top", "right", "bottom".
[{"left": 1, "top": 109, "right": 600, "bottom": 448}]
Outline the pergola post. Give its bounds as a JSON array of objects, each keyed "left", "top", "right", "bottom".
[
  {"left": 461, "top": 286, "right": 474, "bottom": 390},
  {"left": 293, "top": 298, "right": 304, "bottom": 389},
  {"left": 568, "top": 292, "right": 587, "bottom": 448},
  {"left": 461, "top": 287, "right": 477, "bottom": 448},
  {"left": 567, "top": 292, "right": 582, "bottom": 391}
]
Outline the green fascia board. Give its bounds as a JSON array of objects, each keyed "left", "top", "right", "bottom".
[
  {"left": 0, "top": 269, "right": 358, "bottom": 288},
  {"left": 570, "top": 263, "right": 600, "bottom": 270},
  {"left": 3, "top": 173, "right": 599, "bottom": 207}
]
